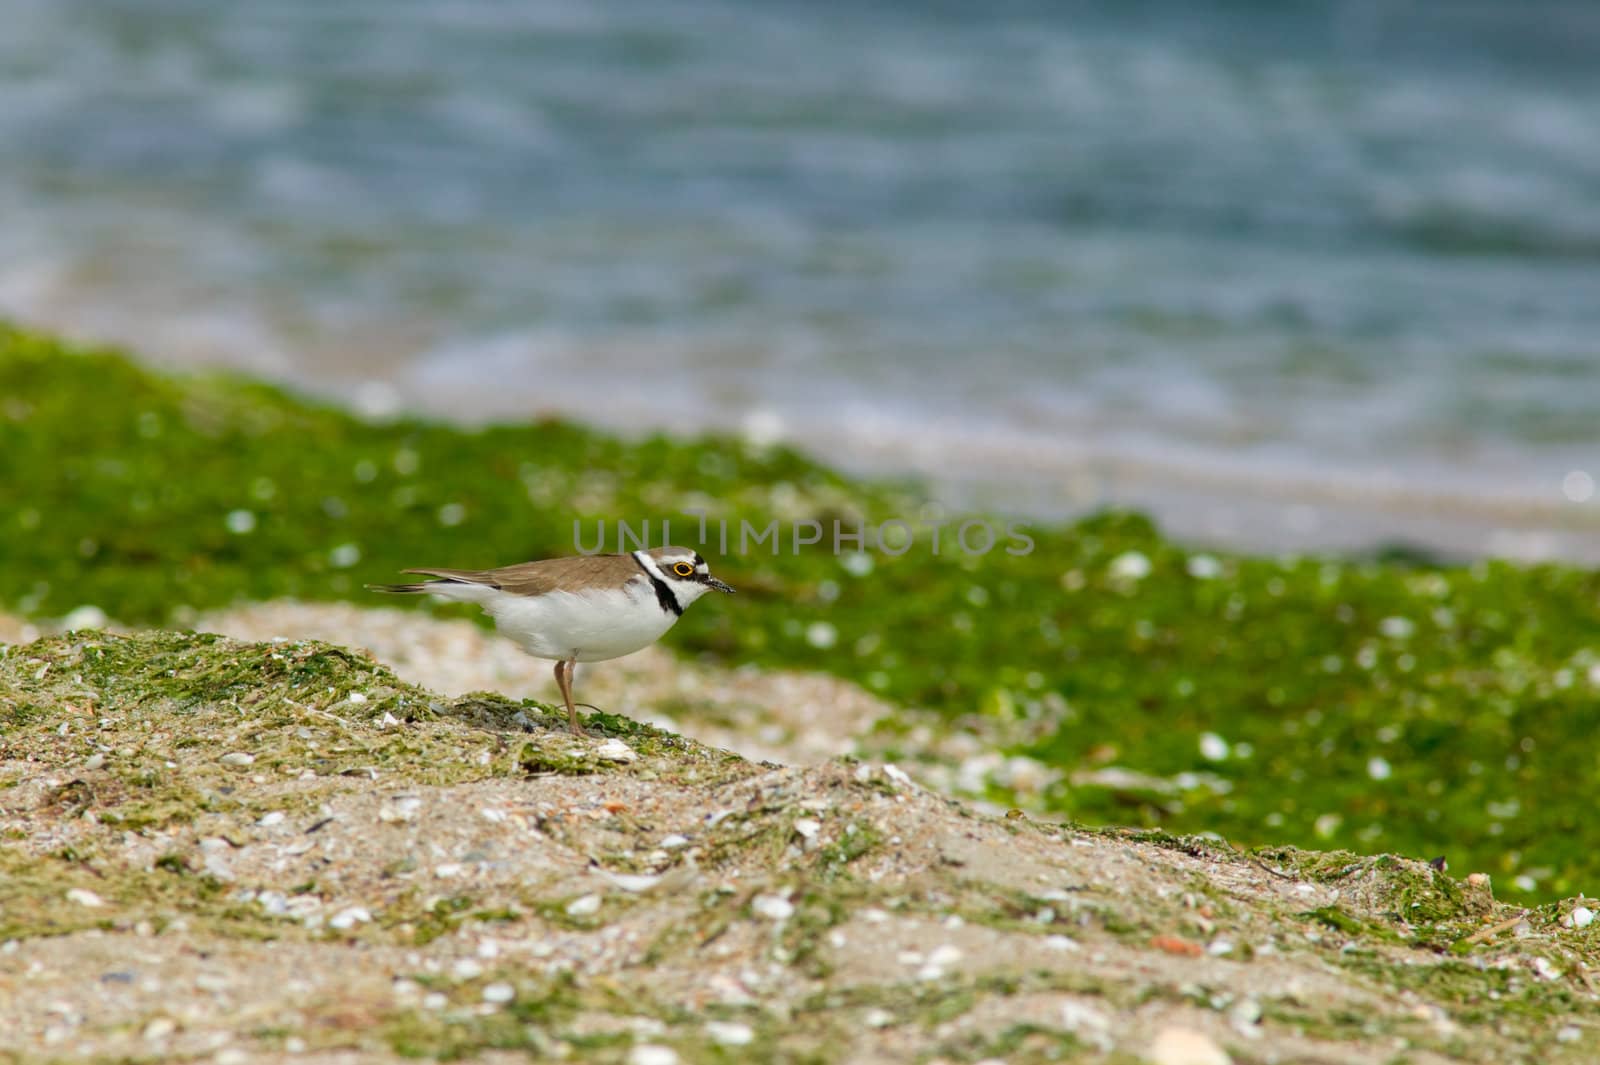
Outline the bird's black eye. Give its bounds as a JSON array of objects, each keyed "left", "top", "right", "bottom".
[{"left": 672, "top": 561, "right": 695, "bottom": 578}]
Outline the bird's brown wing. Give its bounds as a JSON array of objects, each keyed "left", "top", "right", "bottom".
[{"left": 403, "top": 553, "right": 640, "bottom": 596}]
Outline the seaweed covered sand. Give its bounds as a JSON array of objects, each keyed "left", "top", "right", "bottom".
[
  {"left": 3, "top": 628, "right": 1599, "bottom": 1063},
  {"left": 4, "top": 324, "right": 1600, "bottom": 901}
]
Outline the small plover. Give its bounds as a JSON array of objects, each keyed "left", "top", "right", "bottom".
[{"left": 369, "top": 546, "right": 733, "bottom": 732}]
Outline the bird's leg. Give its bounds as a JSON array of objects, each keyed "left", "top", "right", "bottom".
[{"left": 554, "top": 657, "right": 582, "bottom": 734}]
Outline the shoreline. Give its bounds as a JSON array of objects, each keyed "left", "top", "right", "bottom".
[{"left": 15, "top": 311, "right": 1599, "bottom": 566}]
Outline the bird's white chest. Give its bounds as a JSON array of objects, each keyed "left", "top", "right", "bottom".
[{"left": 482, "top": 582, "right": 679, "bottom": 662}]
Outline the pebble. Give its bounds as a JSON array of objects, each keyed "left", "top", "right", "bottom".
[
  {"left": 1572, "top": 907, "right": 1594, "bottom": 929},
  {"left": 1228, "top": 997, "right": 1263, "bottom": 1034},
  {"left": 1380, "top": 616, "right": 1415, "bottom": 639},
  {"left": 1109, "top": 551, "right": 1152, "bottom": 580},
  {"left": 917, "top": 943, "right": 964, "bottom": 981},
  {"left": 220, "top": 752, "right": 255, "bottom": 766},
  {"left": 1149, "top": 1027, "right": 1231, "bottom": 1065},
  {"left": 805, "top": 622, "right": 838, "bottom": 649},
  {"left": 627, "top": 1046, "right": 678, "bottom": 1065},
  {"left": 482, "top": 982, "right": 515, "bottom": 1004},
  {"left": 63, "top": 605, "right": 109, "bottom": 631},
  {"left": 595, "top": 738, "right": 638, "bottom": 762},
  {"left": 1058, "top": 1001, "right": 1113, "bottom": 1050},
  {"left": 83, "top": 753, "right": 106, "bottom": 771},
  {"left": 255, "top": 891, "right": 289, "bottom": 916},
  {"left": 379, "top": 796, "right": 423, "bottom": 823},
  {"left": 257, "top": 811, "right": 285, "bottom": 827},
  {"left": 329, "top": 906, "right": 371, "bottom": 930},
  {"left": 659, "top": 834, "right": 690, "bottom": 849},
  {"left": 65, "top": 888, "right": 104, "bottom": 908},
  {"left": 864, "top": 1008, "right": 894, "bottom": 1028},
  {"left": 751, "top": 894, "right": 794, "bottom": 921},
  {"left": 285, "top": 895, "right": 322, "bottom": 920},
  {"left": 452, "top": 959, "right": 483, "bottom": 981},
  {"left": 566, "top": 894, "right": 602, "bottom": 917},
  {"left": 142, "top": 1018, "right": 177, "bottom": 1041},
  {"left": 841, "top": 553, "right": 874, "bottom": 577},
  {"left": 434, "top": 863, "right": 464, "bottom": 879},
  {"left": 1044, "top": 934, "right": 1081, "bottom": 952},
  {"left": 594, "top": 868, "right": 667, "bottom": 893},
  {"left": 196, "top": 972, "right": 230, "bottom": 993},
  {"left": 793, "top": 818, "right": 821, "bottom": 840},
  {"left": 705, "top": 1021, "right": 754, "bottom": 1046}
]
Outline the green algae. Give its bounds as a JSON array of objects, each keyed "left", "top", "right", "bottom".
[
  {"left": 0, "top": 842, "right": 286, "bottom": 943},
  {"left": 5, "top": 324, "right": 1600, "bottom": 902},
  {"left": 935, "top": 1024, "right": 1086, "bottom": 1065}
]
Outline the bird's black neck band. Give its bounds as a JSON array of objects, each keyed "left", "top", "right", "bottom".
[{"left": 631, "top": 552, "right": 684, "bottom": 616}]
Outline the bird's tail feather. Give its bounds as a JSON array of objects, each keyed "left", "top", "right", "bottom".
[
  {"left": 366, "top": 573, "right": 497, "bottom": 604},
  {"left": 364, "top": 582, "right": 436, "bottom": 594}
]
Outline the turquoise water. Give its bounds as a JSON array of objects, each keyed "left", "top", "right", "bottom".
[{"left": 3, "top": 0, "right": 1598, "bottom": 555}]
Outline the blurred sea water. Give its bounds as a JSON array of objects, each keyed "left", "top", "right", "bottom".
[{"left": 3, "top": 0, "right": 1599, "bottom": 557}]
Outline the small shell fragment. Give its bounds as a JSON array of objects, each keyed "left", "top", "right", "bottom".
[
  {"left": 752, "top": 894, "right": 795, "bottom": 921},
  {"left": 595, "top": 738, "right": 638, "bottom": 763},
  {"left": 379, "top": 796, "right": 423, "bottom": 823},
  {"left": 565, "top": 894, "right": 602, "bottom": 917},
  {"left": 329, "top": 906, "right": 371, "bottom": 930},
  {"left": 706, "top": 1021, "right": 754, "bottom": 1046}
]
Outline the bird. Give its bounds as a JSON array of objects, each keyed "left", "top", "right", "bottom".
[{"left": 367, "top": 546, "right": 733, "bottom": 733}]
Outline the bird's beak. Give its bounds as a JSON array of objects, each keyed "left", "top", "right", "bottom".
[{"left": 706, "top": 576, "right": 735, "bottom": 594}]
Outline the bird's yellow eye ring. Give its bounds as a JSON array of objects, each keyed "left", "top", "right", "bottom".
[{"left": 672, "top": 562, "right": 695, "bottom": 578}]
